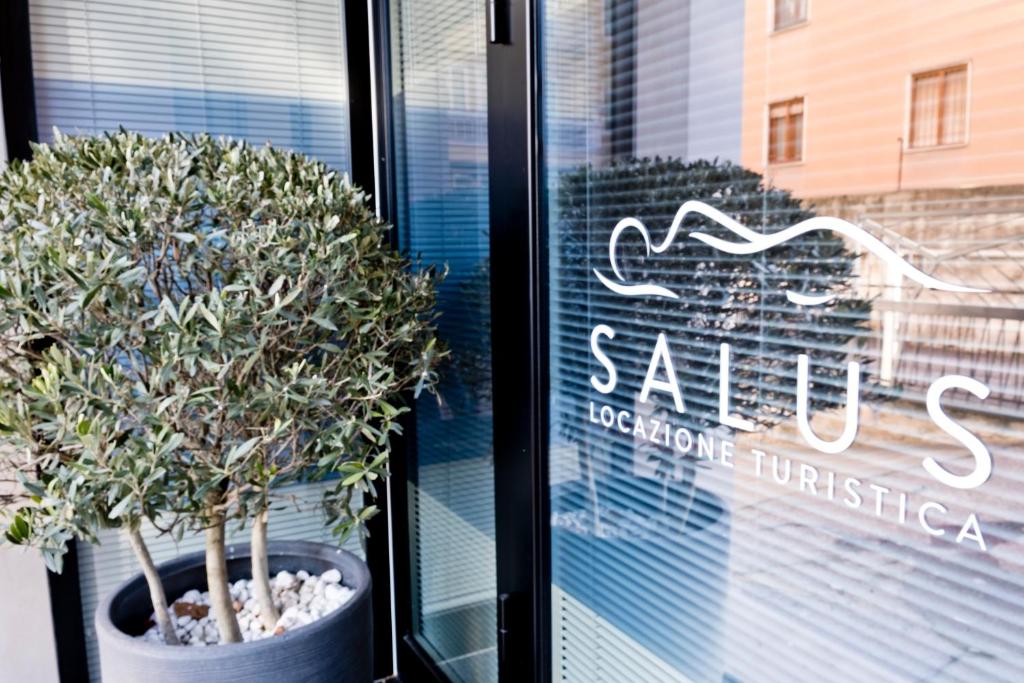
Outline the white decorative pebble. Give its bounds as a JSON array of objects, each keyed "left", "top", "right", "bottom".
[
  {"left": 137, "top": 568, "right": 352, "bottom": 646},
  {"left": 273, "top": 571, "right": 296, "bottom": 591},
  {"left": 323, "top": 583, "right": 345, "bottom": 603}
]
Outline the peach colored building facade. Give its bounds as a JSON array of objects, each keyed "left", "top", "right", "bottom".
[{"left": 741, "top": 0, "right": 1024, "bottom": 198}]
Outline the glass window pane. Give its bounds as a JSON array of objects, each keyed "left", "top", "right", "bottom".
[
  {"left": 26, "top": 4, "right": 355, "bottom": 679},
  {"left": 911, "top": 73, "right": 942, "bottom": 148},
  {"left": 544, "top": 3, "right": 1024, "bottom": 682},
  {"left": 769, "top": 98, "right": 802, "bottom": 163},
  {"left": 791, "top": 108, "right": 803, "bottom": 160},
  {"left": 774, "top": 0, "right": 807, "bottom": 30},
  {"left": 942, "top": 67, "right": 968, "bottom": 145},
  {"left": 770, "top": 115, "right": 786, "bottom": 161},
  {"left": 390, "top": 1, "right": 497, "bottom": 681}
]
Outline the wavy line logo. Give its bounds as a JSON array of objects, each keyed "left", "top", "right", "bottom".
[{"left": 593, "top": 200, "right": 988, "bottom": 303}]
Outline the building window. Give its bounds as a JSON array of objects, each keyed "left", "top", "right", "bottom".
[
  {"left": 768, "top": 97, "right": 804, "bottom": 163},
  {"left": 910, "top": 65, "right": 968, "bottom": 148},
  {"left": 774, "top": 0, "right": 808, "bottom": 31}
]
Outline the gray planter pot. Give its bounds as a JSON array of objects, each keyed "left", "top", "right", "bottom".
[{"left": 96, "top": 540, "right": 372, "bottom": 683}]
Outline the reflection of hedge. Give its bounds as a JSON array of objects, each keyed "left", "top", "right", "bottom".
[
  {"left": 555, "top": 157, "right": 872, "bottom": 442},
  {"left": 449, "top": 258, "right": 492, "bottom": 405}
]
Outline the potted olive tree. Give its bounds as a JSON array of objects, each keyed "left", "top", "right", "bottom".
[{"left": 0, "top": 131, "right": 443, "bottom": 682}]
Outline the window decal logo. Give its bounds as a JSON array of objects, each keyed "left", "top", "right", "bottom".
[
  {"left": 586, "top": 200, "right": 995, "bottom": 551},
  {"left": 593, "top": 200, "right": 988, "bottom": 303}
]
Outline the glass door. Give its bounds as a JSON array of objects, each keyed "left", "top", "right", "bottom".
[
  {"left": 383, "top": 0, "right": 546, "bottom": 680},
  {"left": 380, "top": 1, "right": 1024, "bottom": 681},
  {"left": 386, "top": 1, "right": 498, "bottom": 681}
]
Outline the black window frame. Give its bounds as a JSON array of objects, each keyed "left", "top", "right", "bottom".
[{"left": 5, "top": 1, "right": 392, "bottom": 680}]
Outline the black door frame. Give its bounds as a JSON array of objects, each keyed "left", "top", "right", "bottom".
[
  {"left": 370, "top": 0, "right": 550, "bottom": 681},
  {"left": 485, "top": 0, "right": 550, "bottom": 682}
]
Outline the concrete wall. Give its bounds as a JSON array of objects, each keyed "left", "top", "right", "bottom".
[
  {"left": 0, "top": 76, "right": 61, "bottom": 683},
  {"left": 0, "top": 548, "right": 60, "bottom": 682}
]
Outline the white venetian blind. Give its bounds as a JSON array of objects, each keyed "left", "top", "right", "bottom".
[{"left": 29, "top": 0, "right": 351, "bottom": 170}]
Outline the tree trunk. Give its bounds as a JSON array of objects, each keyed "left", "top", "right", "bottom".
[
  {"left": 251, "top": 509, "right": 280, "bottom": 630},
  {"left": 205, "top": 510, "right": 243, "bottom": 643},
  {"left": 127, "top": 526, "right": 180, "bottom": 645}
]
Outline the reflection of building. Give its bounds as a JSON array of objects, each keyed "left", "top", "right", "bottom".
[
  {"left": 545, "top": 0, "right": 746, "bottom": 173},
  {"left": 741, "top": 0, "right": 1024, "bottom": 404},
  {"left": 741, "top": 0, "right": 1024, "bottom": 196}
]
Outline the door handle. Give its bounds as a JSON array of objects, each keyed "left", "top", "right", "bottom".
[
  {"left": 488, "top": 0, "right": 510, "bottom": 44},
  {"left": 497, "top": 592, "right": 511, "bottom": 663}
]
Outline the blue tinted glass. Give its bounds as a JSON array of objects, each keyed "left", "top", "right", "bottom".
[
  {"left": 544, "top": 2, "right": 1024, "bottom": 681},
  {"left": 390, "top": 1, "right": 497, "bottom": 681},
  {"left": 30, "top": 0, "right": 351, "bottom": 171}
]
